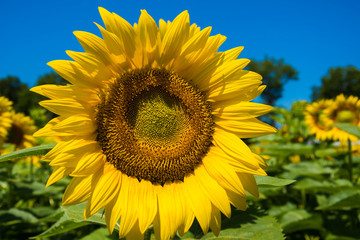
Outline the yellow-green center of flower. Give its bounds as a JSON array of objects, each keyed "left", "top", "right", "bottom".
[
  {"left": 128, "top": 89, "right": 190, "bottom": 148},
  {"left": 96, "top": 68, "right": 214, "bottom": 185},
  {"left": 336, "top": 110, "right": 356, "bottom": 123}
]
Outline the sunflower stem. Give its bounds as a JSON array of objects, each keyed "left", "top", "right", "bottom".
[{"left": 347, "top": 139, "right": 353, "bottom": 183}]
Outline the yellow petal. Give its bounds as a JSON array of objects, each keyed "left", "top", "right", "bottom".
[
  {"left": 183, "top": 174, "right": 211, "bottom": 235},
  {"left": 212, "top": 101, "right": 273, "bottom": 120},
  {"left": 86, "top": 164, "right": 121, "bottom": 216},
  {"left": 237, "top": 173, "right": 259, "bottom": 197},
  {"left": 46, "top": 166, "right": 74, "bottom": 187},
  {"left": 226, "top": 189, "right": 247, "bottom": 210},
  {"left": 118, "top": 176, "right": 139, "bottom": 238},
  {"left": 126, "top": 221, "right": 144, "bottom": 240},
  {"left": 30, "top": 85, "right": 74, "bottom": 99},
  {"left": 213, "top": 128, "right": 260, "bottom": 169},
  {"left": 194, "top": 166, "right": 231, "bottom": 218},
  {"left": 105, "top": 187, "right": 121, "bottom": 234},
  {"left": 209, "top": 205, "right": 221, "bottom": 236},
  {"left": 66, "top": 51, "right": 112, "bottom": 82},
  {"left": 47, "top": 60, "right": 101, "bottom": 88},
  {"left": 157, "top": 183, "right": 178, "bottom": 240},
  {"left": 39, "top": 99, "right": 85, "bottom": 116},
  {"left": 217, "top": 118, "right": 277, "bottom": 138},
  {"left": 73, "top": 31, "right": 115, "bottom": 70},
  {"left": 137, "top": 180, "right": 157, "bottom": 233},
  {"left": 51, "top": 114, "right": 96, "bottom": 136},
  {"left": 70, "top": 152, "right": 106, "bottom": 177},
  {"left": 62, "top": 170, "right": 102, "bottom": 205},
  {"left": 202, "top": 153, "right": 246, "bottom": 197},
  {"left": 161, "top": 11, "right": 190, "bottom": 64}
]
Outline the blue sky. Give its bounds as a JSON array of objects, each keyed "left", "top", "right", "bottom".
[{"left": 1, "top": 0, "right": 359, "bottom": 108}]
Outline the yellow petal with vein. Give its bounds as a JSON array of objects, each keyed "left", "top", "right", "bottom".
[
  {"left": 51, "top": 114, "right": 96, "bottom": 135},
  {"left": 46, "top": 166, "right": 74, "bottom": 187},
  {"left": 126, "top": 221, "right": 144, "bottom": 240},
  {"left": 194, "top": 166, "right": 231, "bottom": 218},
  {"left": 62, "top": 170, "right": 101, "bottom": 205},
  {"left": 87, "top": 164, "right": 121, "bottom": 216},
  {"left": 238, "top": 173, "right": 259, "bottom": 197},
  {"left": 202, "top": 153, "right": 246, "bottom": 197},
  {"left": 137, "top": 180, "right": 157, "bottom": 233},
  {"left": 212, "top": 101, "right": 273, "bottom": 120},
  {"left": 209, "top": 205, "right": 221, "bottom": 236},
  {"left": 70, "top": 152, "right": 105, "bottom": 177},
  {"left": 217, "top": 118, "right": 277, "bottom": 138},
  {"left": 39, "top": 99, "right": 85, "bottom": 116},
  {"left": 213, "top": 129, "right": 260, "bottom": 169},
  {"left": 118, "top": 176, "right": 139, "bottom": 238},
  {"left": 161, "top": 11, "right": 189, "bottom": 64},
  {"left": 183, "top": 174, "right": 211, "bottom": 235},
  {"left": 47, "top": 60, "right": 101, "bottom": 88}
]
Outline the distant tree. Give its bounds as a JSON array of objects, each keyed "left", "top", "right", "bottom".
[
  {"left": 36, "top": 72, "right": 68, "bottom": 86},
  {"left": 0, "top": 72, "right": 67, "bottom": 117},
  {"left": 311, "top": 66, "right": 360, "bottom": 101},
  {"left": 247, "top": 57, "right": 298, "bottom": 107},
  {"left": 0, "top": 76, "right": 34, "bottom": 114}
]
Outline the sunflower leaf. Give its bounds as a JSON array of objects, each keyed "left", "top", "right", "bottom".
[
  {"left": 316, "top": 189, "right": 360, "bottom": 210},
  {"left": 0, "top": 143, "right": 56, "bottom": 162},
  {"left": 30, "top": 215, "right": 90, "bottom": 239},
  {"left": 201, "top": 215, "right": 285, "bottom": 240},
  {"left": 333, "top": 123, "right": 360, "bottom": 138},
  {"left": 255, "top": 175, "right": 295, "bottom": 188}
]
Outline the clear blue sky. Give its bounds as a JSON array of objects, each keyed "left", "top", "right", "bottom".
[{"left": 1, "top": 0, "right": 359, "bottom": 108}]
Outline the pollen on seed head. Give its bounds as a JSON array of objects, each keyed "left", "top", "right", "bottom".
[{"left": 95, "top": 68, "right": 214, "bottom": 185}]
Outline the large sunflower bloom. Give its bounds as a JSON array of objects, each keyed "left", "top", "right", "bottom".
[
  {"left": 305, "top": 99, "right": 334, "bottom": 141},
  {"left": 0, "top": 96, "right": 13, "bottom": 147},
  {"left": 31, "top": 8, "right": 276, "bottom": 240},
  {"left": 323, "top": 94, "right": 360, "bottom": 143}
]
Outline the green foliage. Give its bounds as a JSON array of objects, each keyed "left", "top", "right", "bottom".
[{"left": 311, "top": 66, "right": 360, "bottom": 101}]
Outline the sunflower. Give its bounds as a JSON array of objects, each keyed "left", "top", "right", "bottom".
[
  {"left": 31, "top": 8, "right": 276, "bottom": 240},
  {"left": 323, "top": 94, "right": 360, "bottom": 143},
  {"left": 305, "top": 99, "right": 334, "bottom": 141},
  {"left": 0, "top": 96, "right": 13, "bottom": 147},
  {"left": 7, "top": 112, "right": 37, "bottom": 150}
]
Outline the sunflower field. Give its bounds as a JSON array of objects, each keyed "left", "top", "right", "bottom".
[{"left": 1, "top": 8, "right": 360, "bottom": 240}]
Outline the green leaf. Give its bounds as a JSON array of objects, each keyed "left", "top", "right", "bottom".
[
  {"left": 261, "top": 143, "right": 314, "bottom": 157},
  {"left": 268, "top": 202, "right": 297, "bottom": 217},
  {"left": 255, "top": 175, "right": 295, "bottom": 188},
  {"left": 316, "top": 189, "right": 360, "bottom": 210},
  {"left": 333, "top": 123, "right": 360, "bottom": 138},
  {"left": 293, "top": 178, "right": 353, "bottom": 193},
  {"left": 31, "top": 215, "right": 90, "bottom": 239},
  {"left": 283, "top": 162, "right": 335, "bottom": 179},
  {"left": 279, "top": 209, "right": 323, "bottom": 233},
  {"left": 0, "top": 208, "right": 38, "bottom": 226},
  {"left": 0, "top": 143, "right": 56, "bottom": 162},
  {"left": 200, "top": 216, "right": 284, "bottom": 240},
  {"left": 80, "top": 228, "right": 113, "bottom": 240},
  {"left": 31, "top": 202, "right": 115, "bottom": 239}
]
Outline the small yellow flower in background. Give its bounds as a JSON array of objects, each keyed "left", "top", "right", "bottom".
[
  {"left": 6, "top": 112, "right": 39, "bottom": 166},
  {"left": 31, "top": 8, "right": 276, "bottom": 240},
  {"left": 0, "top": 96, "right": 13, "bottom": 147},
  {"left": 305, "top": 99, "right": 334, "bottom": 141},
  {"left": 323, "top": 94, "right": 360, "bottom": 143},
  {"left": 289, "top": 155, "right": 301, "bottom": 163}
]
